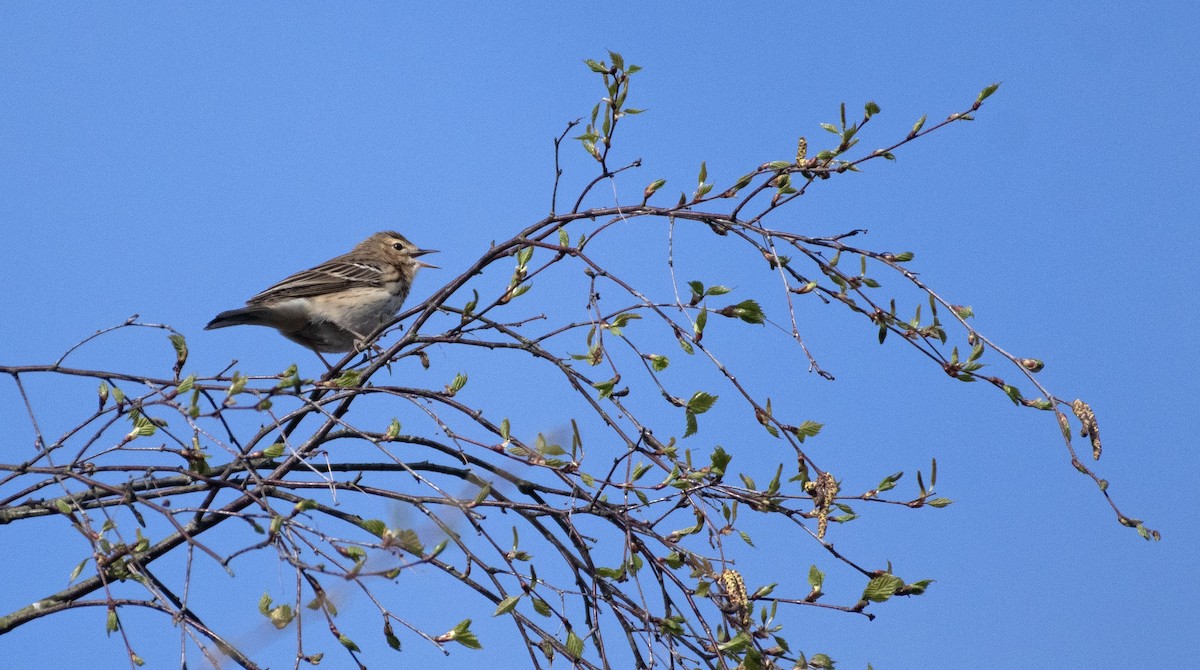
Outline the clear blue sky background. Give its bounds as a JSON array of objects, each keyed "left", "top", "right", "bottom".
[{"left": 1, "top": 4, "right": 1196, "bottom": 669}]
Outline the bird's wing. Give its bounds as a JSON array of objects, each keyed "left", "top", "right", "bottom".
[{"left": 246, "top": 259, "right": 388, "bottom": 303}]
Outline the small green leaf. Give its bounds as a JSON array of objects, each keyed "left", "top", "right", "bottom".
[
  {"left": 494, "top": 595, "right": 521, "bottom": 616},
  {"left": 262, "top": 443, "right": 285, "bottom": 459},
  {"left": 677, "top": 337, "right": 694, "bottom": 355},
  {"left": 792, "top": 421, "right": 824, "bottom": 442},
  {"left": 69, "top": 557, "right": 88, "bottom": 582},
  {"left": 910, "top": 114, "right": 927, "bottom": 137},
  {"left": 808, "top": 565, "right": 824, "bottom": 589},
  {"left": 227, "top": 372, "right": 247, "bottom": 396},
  {"left": 592, "top": 376, "right": 618, "bottom": 399},
  {"left": 361, "top": 519, "right": 387, "bottom": 538},
  {"left": 686, "top": 391, "right": 718, "bottom": 414},
  {"left": 862, "top": 573, "right": 905, "bottom": 602},
  {"left": 643, "top": 178, "right": 666, "bottom": 201},
  {"left": 339, "top": 635, "right": 360, "bottom": 652},
  {"left": 384, "top": 621, "right": 402, "bottom": 651},
  {"left": 566, "top": 630, "right": 584, "bottom": 658},
  {"left": 709, "top": 445, "right": 732, "bottom": 476},
  {"left": 978, "top": 82, "right": 1001, "bottom": 102}
]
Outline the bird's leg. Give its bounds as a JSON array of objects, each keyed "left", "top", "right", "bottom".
[
  {"left": 349, "top": 329, "right": 393, "bottom": 373},
  {"left": 314, "top": 351, "right": 336, "bottom": 376}
]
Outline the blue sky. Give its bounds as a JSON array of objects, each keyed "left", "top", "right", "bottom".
[{"left": 1, "top": 3, "right": 1196, "bottom": 668}]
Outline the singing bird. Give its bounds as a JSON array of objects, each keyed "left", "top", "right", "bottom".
[{"left": 205, "top": 231, "right": 437, "bottom": 355}]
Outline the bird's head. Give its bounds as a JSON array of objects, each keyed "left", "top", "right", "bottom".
[{"left": 364, "top": 231, "right": 439, "bottom": 269}]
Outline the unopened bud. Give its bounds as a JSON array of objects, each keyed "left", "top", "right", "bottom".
[{"left": 1019, "top": 358, "right": 1044, "bottom": 372}]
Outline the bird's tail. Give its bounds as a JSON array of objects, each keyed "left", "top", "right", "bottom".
[{"left": 205, "top": 307, "right": 274, "bottom": 330}]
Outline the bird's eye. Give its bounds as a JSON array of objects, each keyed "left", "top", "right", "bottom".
[{"left": 392, "top": 242, "right": 405, "bottom": 251}]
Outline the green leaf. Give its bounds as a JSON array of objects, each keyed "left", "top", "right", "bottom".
[
  {"left": 728, "top": 299, "right": 765, "bottom": 324},
  {"left": 360, "top": 519, "right": 387, "bottom": 538},
  {"left": 168, "top": 333, "right": 188, "bottom": 367},
  {"left": 876, "top": 471, "right": 904, "bottom": 492},
  {"left": 175, "top": 374, "right": 195, "bottom": 394},
  {"left": 905, "top": 578, "right": 934, "bottom": 595},
  {"left": 677, "top": 337, "right": 694, "bottom": 355},
  {"left": 592, "top": 376, "right": 618, "bottom": 399},
  {"left": 566, "top": 630, "right": 584, "bottom": 658},
  {"left": 631, "top": 462, "right": 653, "bottom": 482},
  {"left": 649, "top": 354, "right": 669, "bottom": 372},
  {"left": 864, "top": 101, "right": 881, "bottom": 117},
  {"left": 1004, "top": 385, "right": 1023, "bottom": 405},
  {"left": 262, "top": 443, "right": 285, "bottom": 458},
  {"left": 334, "top": 370, "right": 361, "bottom": 387},
  {"left": 643, "top": 178, "right": 666, "bottom": 200},
  {"left": 384, "top": 621, "right": 402, "bottom": 651},
  {"left": 862, "top": 573, "right": 905, "bottom": 602},
  {"left": 808, "top": 565, "right": 824, "bottom": 589},
  {"left": 709, "top": 445, "right": 732, "bottom": 476},
  {"left": 126, "top": 412, "right": 158, "bottom": 439},
  {"left": 792, "top": 420, "right": 824, "bottom": 443},
  {"left": 494, "top": 595, "right": 521, "bottom": 616},
  {"left": 447, "top": 620, "right": 481, "bottom": 649},
  {"left": 686, "top": 391, "right": 718, "bottom": 414},
  {"left": 227, "top": 372, "right": 247, "bottom": 396},
  {"left": 978, "top": 82, "right": 1001, "bottom": 102},
  {"left": 910, "top": 114, "right": 927, "bottom": 137},
  {"left": 339, "top": 635, "right": 360, "bottom": 652}
]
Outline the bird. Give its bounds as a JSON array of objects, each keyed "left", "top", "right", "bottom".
[{"left": 205, "top": 231, "right": 437, "bottom": 358}]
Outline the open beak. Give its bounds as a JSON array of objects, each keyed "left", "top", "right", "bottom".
[{"left": 413, "top": 248, "right": 439, "bottom": 269}]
